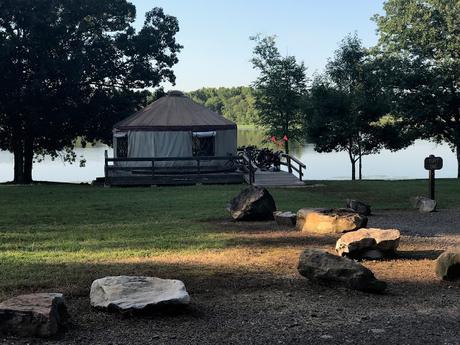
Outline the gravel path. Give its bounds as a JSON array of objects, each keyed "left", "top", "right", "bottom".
[
  {"left": 369, "top": 208, "right": 460, "bottom": 236},
  {"left": 2, "top": 209, "right": 460, "bottom": 345}
]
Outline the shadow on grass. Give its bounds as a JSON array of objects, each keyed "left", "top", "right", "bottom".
[
  {"left": 0, "top": 262, "right": 460, "bottom": 300},
  {"left": 0, "top": 260, "right": 300, "bottom": 300},
  {"left": 226, "top": 233, "right": 335, "bottom": 248},
  {"left": 205, "top": 218, "right": 282, "bottom": 233}
]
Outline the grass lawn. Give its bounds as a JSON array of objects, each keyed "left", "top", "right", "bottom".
[{"left": 0, "top": 179, "right": 459, "bottom": 300}]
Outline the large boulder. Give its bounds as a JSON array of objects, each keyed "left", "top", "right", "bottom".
[
  {"left": 274, "top": 211, "right": 297, "bottom": 227},
  {"left": 411, "top": 196, "right": 436, "bottom": 213},
  {"left": 435, "top": 250, "right": 460, "bottom": 281},
  {"left": 297, "top": 249, "right": 386, "bottom": 293},
  {"left": 346, "top": 199, "right": 371, "bottom": 216},
  {"left": 0, "top": 293, "right": 68, "bottom": 337},
  {"left": 296, "top": 208, "right": 367, "bottom": 234},
  {"left": 336, "top": 228, "right": 400, "bottom": 259},
  {"left": 90, "top": 276, "right": 190, "bottom": 313},
  {"left": 227, "top": 186, "right": 276, "bottom": 221}
]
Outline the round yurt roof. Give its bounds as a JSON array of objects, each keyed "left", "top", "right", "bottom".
[{"left": 114, "top": 91, "right": 237, "bottom": 132}]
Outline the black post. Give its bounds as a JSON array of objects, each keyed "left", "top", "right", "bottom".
[
  {"left": 151, "top": 159, "right": 155, "bottom": 179},
  {"left": 104, "top": 150, "right": 108, "bottom": 178},
  {"left": 287, "top": 155, "right": 292, "bottom": 173},
  {"left": 424, "top": 155, "right": 442, "bottom": 201},
  {"left": 429, "top": 169, "right": 435, "bottom": 200}
]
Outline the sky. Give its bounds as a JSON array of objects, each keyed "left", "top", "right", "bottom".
[{"left": 130, "top": 0, "right": 386, "bottom": 92}]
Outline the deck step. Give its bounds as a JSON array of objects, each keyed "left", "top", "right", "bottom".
[{"left": 251, "top": 170, "right": 304, "bottom": 187}]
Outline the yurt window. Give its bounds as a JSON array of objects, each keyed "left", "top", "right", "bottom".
[
  {"left": 115, "top": 133, "right": 128, "bottom": 158},
  {"left": 192, "top": 131, "right": 216, "bottom": 157}
]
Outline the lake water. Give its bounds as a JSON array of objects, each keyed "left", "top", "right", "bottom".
[{"left": 0, "top": 129, "right": 457, "bottom": 182}]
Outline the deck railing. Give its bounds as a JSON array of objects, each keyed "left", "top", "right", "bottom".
[
  {"left": 104, "top": 150, "right": 304, "bottom": 184},
  {"left": 280, "top": 153, "right": 306, "bottom": 181},
  {"left": 104, "top": 150, "right": 257, "bottom": 184},
  {"left": 236, "top": 149, "right": 306, "bottom": 182}
]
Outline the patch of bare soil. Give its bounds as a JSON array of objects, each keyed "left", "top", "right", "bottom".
[{"left": 3, "top": 210, "right": 460, "bottom": 345}]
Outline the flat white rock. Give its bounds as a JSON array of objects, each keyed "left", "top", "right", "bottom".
[{"left": 90, "top": 276, "right": 190, "bottom": 312}]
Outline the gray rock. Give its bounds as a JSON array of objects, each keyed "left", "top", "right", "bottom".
[
  {"left": 274, "top": 211, "right": 297, "bottom": 227},
  {"left": 90, "top": 276, "right": 190, "bottom": 313},
  {"left": 411, "top": 196, "right": 436, "bottom": 213},
  {"left": 435, "top": 250, "right": 460, "bottom": 281},
  {"left": 346, "top": 199, "right": 371, "bottom": 216},
  {"left": 296, "top": 208, "right": 367, "bottom": 234},
  {"left": 297, "top": 249, "right": 386, "bottom": 293},
  {"left": 227, "top": 186, "right": 276, "bottom": 221},
  {"left": 335, "top": 228, "right": 400, "bottom": 259},
  {"left": 419, "top": 199, "right": 437, "bottom": 213},
  {"left": 0, "top": 293, "right": 68, "bottom": 337}
]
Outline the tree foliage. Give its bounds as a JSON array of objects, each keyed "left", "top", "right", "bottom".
[
  {"left": 306, "top": 34, "right": 413, "bottom": 180},
  {"left": 188, "top": 87, "right": 258, "bottom": 125},
  {"left": 250, "top": 35, "right": 308, "bottom": 153},
  {"left": 373, "top": 0, "right": 460, "bottom": 176},
  {"left": 0, "top": 0, "right": 182, "bottom": 183}
]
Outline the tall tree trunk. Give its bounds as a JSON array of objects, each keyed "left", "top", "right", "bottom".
[
  {"left": 358, "top": 155, "right": 362, "bottom": 180},
  {"left": 457, "top": 143, "right": 460, "bottom": 178},
  {"left": 348, "top": 142, "right": 356, "bottom": 181},
  {"left": 357, "top": 138, "right": 362, "bottom": 180},
  {"left": 23, "top": 136, "right": 34, "bottom": 183},
  {"left": 13, "top": 144, "right": 25, "bottom": 184},
  {"left": 351, "top": 160, "right": 356, "bottom": 181}
]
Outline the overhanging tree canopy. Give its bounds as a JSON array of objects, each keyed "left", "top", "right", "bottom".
[
  {"left": 0, "top": 0, "right": 182, "bottom": 183},
  {"left": 373, "top": 0, "right": 460, "bottom": 176}
]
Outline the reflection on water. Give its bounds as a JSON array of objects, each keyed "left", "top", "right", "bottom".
[
  {"left": 238, "top": 129, "right": 268, "bottom": 148},
  {"left": 237, "top": 128, "right": 305, "bottom": 157},
  {"left": 238, "top": 128, "right": 458, "bottom": 180},
  {"left": 0, "top": 128, "right": 458, "bottom": 182}
]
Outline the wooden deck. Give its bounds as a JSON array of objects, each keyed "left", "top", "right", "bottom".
[
  {"left": 106, "top": 171, "right": 245, "bottom": 186},
  {"left": 246, "top": 170, "right": 305, "bottom": 187},
  {"left": 103, "top": 151, "right": 306, "bottom": 187}
]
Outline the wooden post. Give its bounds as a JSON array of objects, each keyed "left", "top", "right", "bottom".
[
  {"left": 299, "top": 165, "right": 303, "bottom": 181},
  {"left": 287, "top": 155, "right": 292, "bottom": 173}
]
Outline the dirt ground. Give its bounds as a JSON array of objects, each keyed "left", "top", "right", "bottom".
[{"left": 3, "top": 209, "right": 460, "bottom": 345}]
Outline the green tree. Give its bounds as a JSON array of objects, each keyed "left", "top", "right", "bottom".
[
  {"left": 250, "top": 35, "right": 307, "bottom": 154},
  {"left": 188, "top": 86, "right": 259, "bottom": 125},
  {"left": 0, "top": 1, "right": 182, "bottom": 183},
  {"left": 306, "top": 34, "right": 412, "bottom": 180},
  {"left": 373, "top": 0, "right": 460, "bottom": 176}
]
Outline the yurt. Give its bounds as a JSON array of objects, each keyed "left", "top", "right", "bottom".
[{"left": 112, "top": 90, "right": 237, "bottom": 171}]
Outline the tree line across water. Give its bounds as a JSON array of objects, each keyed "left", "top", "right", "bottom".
[
  {"left": 0, "top": 0, "right": 458, "bottom": 182},
  {"left": 187, "top": 87, "right": 259, "bottom": 126}
]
